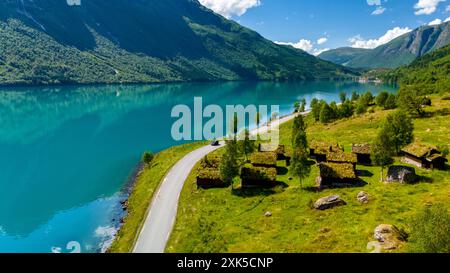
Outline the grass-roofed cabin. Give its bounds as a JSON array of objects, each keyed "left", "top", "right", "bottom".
[
  {"left": 259, "top": 143, "right": 286, "bottom": 160},
  {"left": 352, "top": 144, "right": 372, "bottom": 165},
  {"left": 250, "top": 152, "right": 278, "bottom": 168},
  {"left": 310, "top": 141, "right": 344, "bottom": 162},
  {"left": 241, "top": 166, "right": 277, "bottom": 188},
  {"left": 401, "top": 143, "right": 448, "bottom": 170},
  {"left": 326, "top": 151, "right": 357, "bottom": 167},
  {"left": 316, "top": 162, "right": 358, "bottom": 189},
  {"left": 196, "top": 155, "right": 226, "bottom": 188}
]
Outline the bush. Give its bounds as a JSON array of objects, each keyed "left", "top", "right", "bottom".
[
  {"left": 355, "top": 102, "right": 367, "bottom": 115},
  {"left": 376, "top": 91, "right": 389, "bottom": 107},
  {"left": 421, "top": 97, "right": 432, "bottom": 106},
  {"left": 384, "top": 94, "right": 397, "bottom": 109},
  {"left": 142, "top": 151, "right": 155, "bottom": 165},
  {"left": 437, "top": 145, "right": 449, "bottom": 157},
  {"left": 319, "top": 103, "right": 334, "bottom": 124},
  {"left": 408, "top": 205, "right": 450, "bottom": 253},
  {"left": 360, "top": 91, "right": 374, "bottom": 106},
  {"left": 338, "top": 100, "right": 354, "bottom": 118},
  {"left": 351, "top": 91, "right": 360, "bottom": 102}
]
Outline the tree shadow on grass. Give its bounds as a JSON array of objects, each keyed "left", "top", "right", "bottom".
[
  {"left": 319, "top": 179, "right": 369, "bottom": 191},
  {"left": 276, "top": 166, "right": 288, "bottom": 175},
  {"left": 307, "top": 160, "right": 317, "bottom": 166},
  {"left": 356, "top": 169, "right": 374, "bottom": 177},
  {"left": 232, "top": 182, "right": 288, "bottom": 198},
  {"left": 417, "top": 108, "right": 450, "bottom": 119},
  {"left": 413, "top": 175, "right": 434, "bottom": 184}
]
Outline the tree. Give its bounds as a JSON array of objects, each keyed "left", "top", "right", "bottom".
[
  {"left": 256, "top": 111, "right": 261, "bottom": 129},
  {"left": 371, "top": 138, "right": 393, "bottom": 181},
  {"left": 384, "top": 94, "right": 397, "bottom": 110},
  {"left": 319, "top": 102, "right": 333, "bottom": 124},
  {"left": 374, "top": 111, "right": 414, "bottom": 164},
  {"left": 299, "top": 98, "right": 307, "bottom": 113},
  {"left": 294, "top": 101, "right": 300, "bottom": 113},
  {"left": 360, "top": 91, "right": 374, "bottom": 106},
  {"left": 329, "top": 101, "right": 339, "bottom": 120},
  {"left": 232, "top": 113, "right": 239, "bottom": 136},
  {"left": 290, "top": 117, "right": 310, "bottom": 188},
  {"left": 397, "top": 86, "right": 426, "bottom": 116},
  {"left": 351, "top": 91, "right": 360, "bottom": 102},
  {"left": 220, "top": 138, "right": 240, "bottom": 189},
  {"left": 239, "top": 129, "right": 256, "bottom": 162},
  {"left": 339, "top": 92, "right": 347, "bottom": 104},
  {"left": 310, "top": 98, "right": 322, "bottom": 122},
  {"left": 255, "top": 111, "right": 262, "bottom": 141},
  {"left": 338, "top": 100, "right": 354, "bottom": 118},
  {"left": 292, "top": 115, "right": 308, "bottom": 147},
  {"left": 293, "top": 114, "right": 307, "bottom": 133},
  {"left": 290, "top": 147, "right": 311, "bottom": 189},
  {"left": 355, "top": 101, "right": 367, "bottom": 115},
  {"left": 385, "top": 111, "right": 414, "bottom": 155},
  {"left": 142, "top": 151, "right": 155, "bottom": 165},
  {"left": 408, "top": 204, "right": 450, "bottom": 253},
  {"left": 376, "top": 91, "right": 389, "bottom": 107}
]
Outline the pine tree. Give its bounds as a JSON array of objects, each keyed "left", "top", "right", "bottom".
[
  {"left": 239, "top": 129, "right": 256, "bottom": 162},
  {"left": 220, "top": 138, "right": 240, "bottom": 189}
]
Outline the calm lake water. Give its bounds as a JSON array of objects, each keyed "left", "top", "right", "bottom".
[{"left": 0, "top": 81, "right": 397, "bottom": 253}]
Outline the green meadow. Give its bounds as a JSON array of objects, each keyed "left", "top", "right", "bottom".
[{"left": 166, "top": 95, "right": 450, "bottom": 253}]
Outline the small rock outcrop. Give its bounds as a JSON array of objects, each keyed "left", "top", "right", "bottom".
[
  {"left": 264, "top": 211, "right": 272, "bottom": 217},
  {"left": 357, "top": 191, "right": 370, "bottom": 204},
  {"left": 374, "top": 224, "right": 407, "bottom": 251},
  {"left": 314, "top": 195, "right": 346, "bottom": 210},
  {"left": 386, "top": 166, "right": 417, "bottom": 184}
]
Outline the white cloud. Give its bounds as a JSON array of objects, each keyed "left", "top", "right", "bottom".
[
  {"left": 274, "top": 39, "right": 328, "bottom": 56},
  {"left": 317, "top": 37, "right": 328, "bottom": 45},
  {"left": 414, "top": 0, "right": 446, "bottom": 15},
  {"left": 428, "top": 18, "right": 443, "bottom": 25},
  {"left": 312, "top": 48, "right": 330, "bottom": 56},
  {"left": 445, "top": 16, "right": 450, "bottom": 22},
  {"left": 372, "top": 6, "right": 386, "bottom": 15},
  {"left": 199, "top": 0, "right": 261, "bottom": 18},
  {"left": 275, "top": 39, "right": 314, "bottom": 52},
  {"left": 348, "top": 27, "right": 412, "bottom": 49}
]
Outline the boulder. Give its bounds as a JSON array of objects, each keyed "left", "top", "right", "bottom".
[
  {"left": 357, "top": 191, "right": 370, "bottom": 204},
  {"left": 374, "top": 224, "right": 406, "bottom": 250},
  {"left": 314, "top": 195, "right": 346, "bottom": 210},
  {"left": 264, "top": 211, "right": 272, "bottom": 217},
  {"left": 386, "top": 166, "right": 417, "bottom": 184}
]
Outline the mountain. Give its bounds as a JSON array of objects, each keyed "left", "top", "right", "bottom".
[
  {"left": 0, "top": 0, "right": 353, "bottom": 86},
  {"left": 382, "top": 44, "right": 450, "bottom": 94},
  {"left": 319, "top": 22, "right": 450, "bottom": 70},
  {"left": 317, "top": 47, "right": 371, "bottom": 67}
]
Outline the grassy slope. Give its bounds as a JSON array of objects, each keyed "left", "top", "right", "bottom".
[
  {"left": 166, "top": 96, "right": 450, "bottom": 253},
  {"left": 109, "top": 141, "right": 206, "bottom": 253}
]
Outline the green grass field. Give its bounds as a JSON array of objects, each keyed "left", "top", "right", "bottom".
[
  {"left": 166, "top": 96, "right": 450, "bottom": 253},
  {"left": 109, "top": 141, "right": 207, "bottom": 253}
]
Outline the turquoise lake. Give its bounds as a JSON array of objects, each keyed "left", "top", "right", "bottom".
[{"left": 0, "top": 81, "right": 397, "bottom": 253}]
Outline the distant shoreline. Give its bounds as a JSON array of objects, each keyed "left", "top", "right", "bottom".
[{"left": 0, "top": 77, "right": 360, "bottom": 90}]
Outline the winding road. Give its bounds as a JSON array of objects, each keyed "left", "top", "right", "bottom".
[{"left": 133, "top": 113, "right": 299, "bottom": 253}]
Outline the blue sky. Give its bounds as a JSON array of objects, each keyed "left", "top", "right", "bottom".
[{"left": 199, "top": 0, "right": 450, "bottom": 54}]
